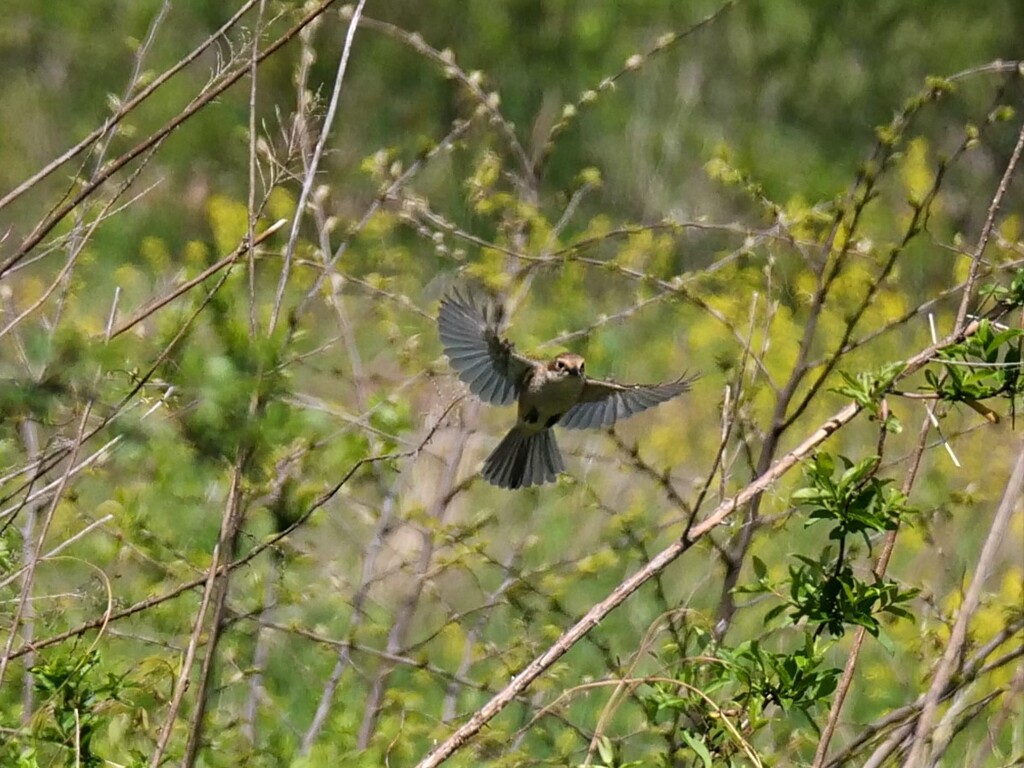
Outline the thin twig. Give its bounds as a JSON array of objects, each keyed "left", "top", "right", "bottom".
[
  {"left": 903, "top": 441, "right": 1024, "bottom": 767},
  {"left": 0, "top": 0, "right": 259, "bottom": 213},
  {"left": 6, "top": 398, "right": 462, "bottom": 664},
  {"left": 180, "top": 461, "right": 248, "bottom": 767},
  {"left": 954, "top": 119, "right": 1024, "bottom": 332},
  {"left": 812, "top": 408, "right": 935, "bottom": 766},
  {"left": 356, "top": 401, "right": 476, "bottom": 747},
  {"left": 109, "top": 219, "right": 286, "bottom": 339},
  {"left": 414, "top": 318, "right": 988, "bottom": 768},
  {"left": 0, "top": 0, "right": 340, "bottom": 278},
  {"left": 269, "top": 0, "right": 367, "bottom": 334},
  {"left": 0, "top": 406, "right": 92, "bottom": 691}
]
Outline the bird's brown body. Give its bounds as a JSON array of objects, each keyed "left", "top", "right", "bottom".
[
  {"left": 518, "top": 354, "right": 586, "bottom": 432},
  {"left": 438, "top": 289, "right": 697, "bottom": 489}
]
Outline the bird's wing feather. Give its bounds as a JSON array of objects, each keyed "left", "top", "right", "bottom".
[
  {"left": 438, "top": 288, "right": 534, "bottom": 406},
  {"left": 559, "top": 373, "right": 698, "bottom": 429}
]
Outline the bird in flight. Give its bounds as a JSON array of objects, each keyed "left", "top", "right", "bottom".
[{"left": 438, "top": 288, "right": 697, "bottom": 489}]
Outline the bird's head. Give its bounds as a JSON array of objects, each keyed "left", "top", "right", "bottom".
[{"left": 548, "top": 353, "right": 585, "bottom": 378}]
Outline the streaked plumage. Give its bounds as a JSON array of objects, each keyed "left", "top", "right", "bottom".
[{"left": 438, "top": 288, "right": 697, "bottom": 489}]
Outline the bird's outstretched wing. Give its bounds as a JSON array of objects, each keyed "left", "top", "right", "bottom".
[
  {"left": 559, "top": 372, "right": 698, "bottom": 429},
  {"left": 438, "top": 288, "right": 534, "bottom": 406}
]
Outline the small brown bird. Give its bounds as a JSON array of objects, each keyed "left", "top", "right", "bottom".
[{"left": 438, "top": 288, "right": 697, "bottom": 489}]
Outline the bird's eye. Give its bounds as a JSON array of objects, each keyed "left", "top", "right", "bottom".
[{"left": 556, "top": 360, "right": 565, "bottom": 370}]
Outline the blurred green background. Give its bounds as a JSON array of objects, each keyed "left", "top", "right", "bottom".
[{"left": 1, "top": 1, "right": 1021, "bottom": 766}]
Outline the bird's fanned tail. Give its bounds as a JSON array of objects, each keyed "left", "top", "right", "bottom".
[{"left": 482, "top": 427, "right": 564, "bottom": 489}]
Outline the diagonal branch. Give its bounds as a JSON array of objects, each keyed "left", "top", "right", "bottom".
[
  {"left": 954, "top": 119, "right": 1024, "bottom": 332},
  {"left": 902, "top": 439, "right": 1024, "bottom": 767},
  {"left": 0, "top": 0, "right": 259, "bottom": 213},
  {"left": 268, "top": 0, "right": 367, "bottom": 334},
  {"left": 414, "top": 316, "right": 989, "bottom": 768},
  {"left": 0, "top": 0, "right": 341, "bottom": 279}
]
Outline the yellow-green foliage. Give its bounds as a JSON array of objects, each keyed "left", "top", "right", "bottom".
[{"left": 1, "top": 4, "right": 1021, "bottom": 768}]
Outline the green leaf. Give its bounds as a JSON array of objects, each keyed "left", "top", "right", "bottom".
[
  {"left": 753, "top": 556, "right": 767, "bottom": 580},
  {"left": 680, "top": 731, "right": 714, "bottom": 768}
]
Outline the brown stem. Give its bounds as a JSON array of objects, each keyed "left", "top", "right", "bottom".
[
  {"left": 414, "top": 318, "right": 988, "bottom": 768},
  {"left": 902, "top": 440, "right": 1024, "bottom": 767}
]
